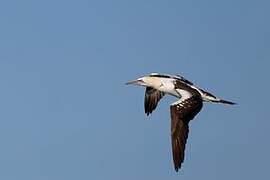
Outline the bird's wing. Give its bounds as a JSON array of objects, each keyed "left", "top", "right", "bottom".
[
  {"left": 144, "top": 87, "right": 165, "bottom": 115},
  {"left": 170, "top": 93, "right": 203, "bottom": 171},
  {"left": 173, "top": 74, "right": 193, "bottom": 85}
]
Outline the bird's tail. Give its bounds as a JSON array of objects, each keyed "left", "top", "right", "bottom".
[
  {"left": 208, "top": 98, "right": 236, "bottom": 105},
  {"left": 199, "top": 88, "right": 236, "bottom": 105}
]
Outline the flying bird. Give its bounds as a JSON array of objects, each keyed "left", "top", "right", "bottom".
[{"left": 126, "top": 73, "right": 235, "bottom": 172}]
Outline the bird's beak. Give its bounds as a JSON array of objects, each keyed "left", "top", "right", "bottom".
[{"left": 126, "top": 79, "right": 145, "bottom": 86}]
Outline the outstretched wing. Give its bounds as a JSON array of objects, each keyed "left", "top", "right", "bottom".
[
  {"left": 144, "top": 87, "right": 165, "bottom": 116},
  {"left": 170, "top": 95, "right": 203, "bottom": 171}
]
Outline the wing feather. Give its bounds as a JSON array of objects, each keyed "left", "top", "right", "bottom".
[
  {"left": 170, "top": 95, "right": 203, "bottom": 171},
  {"left": 144, "top": 87, "right": 165, "bottom": 115}
]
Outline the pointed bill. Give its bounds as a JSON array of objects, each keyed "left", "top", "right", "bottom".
[{"left": 126, "top": 79, "right": 145, "bottom": 86}]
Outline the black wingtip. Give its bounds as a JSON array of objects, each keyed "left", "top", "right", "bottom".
[
  {"left": 174, "top": 166, "right": 180, "bottom": 172},
  {"left": 145, "top": 110, "right": 152, "bottom": 116}
]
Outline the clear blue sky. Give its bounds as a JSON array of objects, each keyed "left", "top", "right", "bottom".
[{"left": 0, "top": 0, "right": 269, "bottom": 179}]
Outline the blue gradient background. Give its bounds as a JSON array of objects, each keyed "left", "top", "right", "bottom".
[{"left": 0, "top": 0, "right": 269, "bottom": 179}]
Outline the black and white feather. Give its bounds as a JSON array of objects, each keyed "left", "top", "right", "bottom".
[{"left": 126, "top": 73, "right": 235, "bottom": 172}]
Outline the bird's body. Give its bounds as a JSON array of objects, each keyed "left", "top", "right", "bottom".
[
  {"left": 126, "top": 73, "right": 235, "bottom": 172},
  {"left": 138, "top": 73, "right": 233, "bottom": 103}
]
